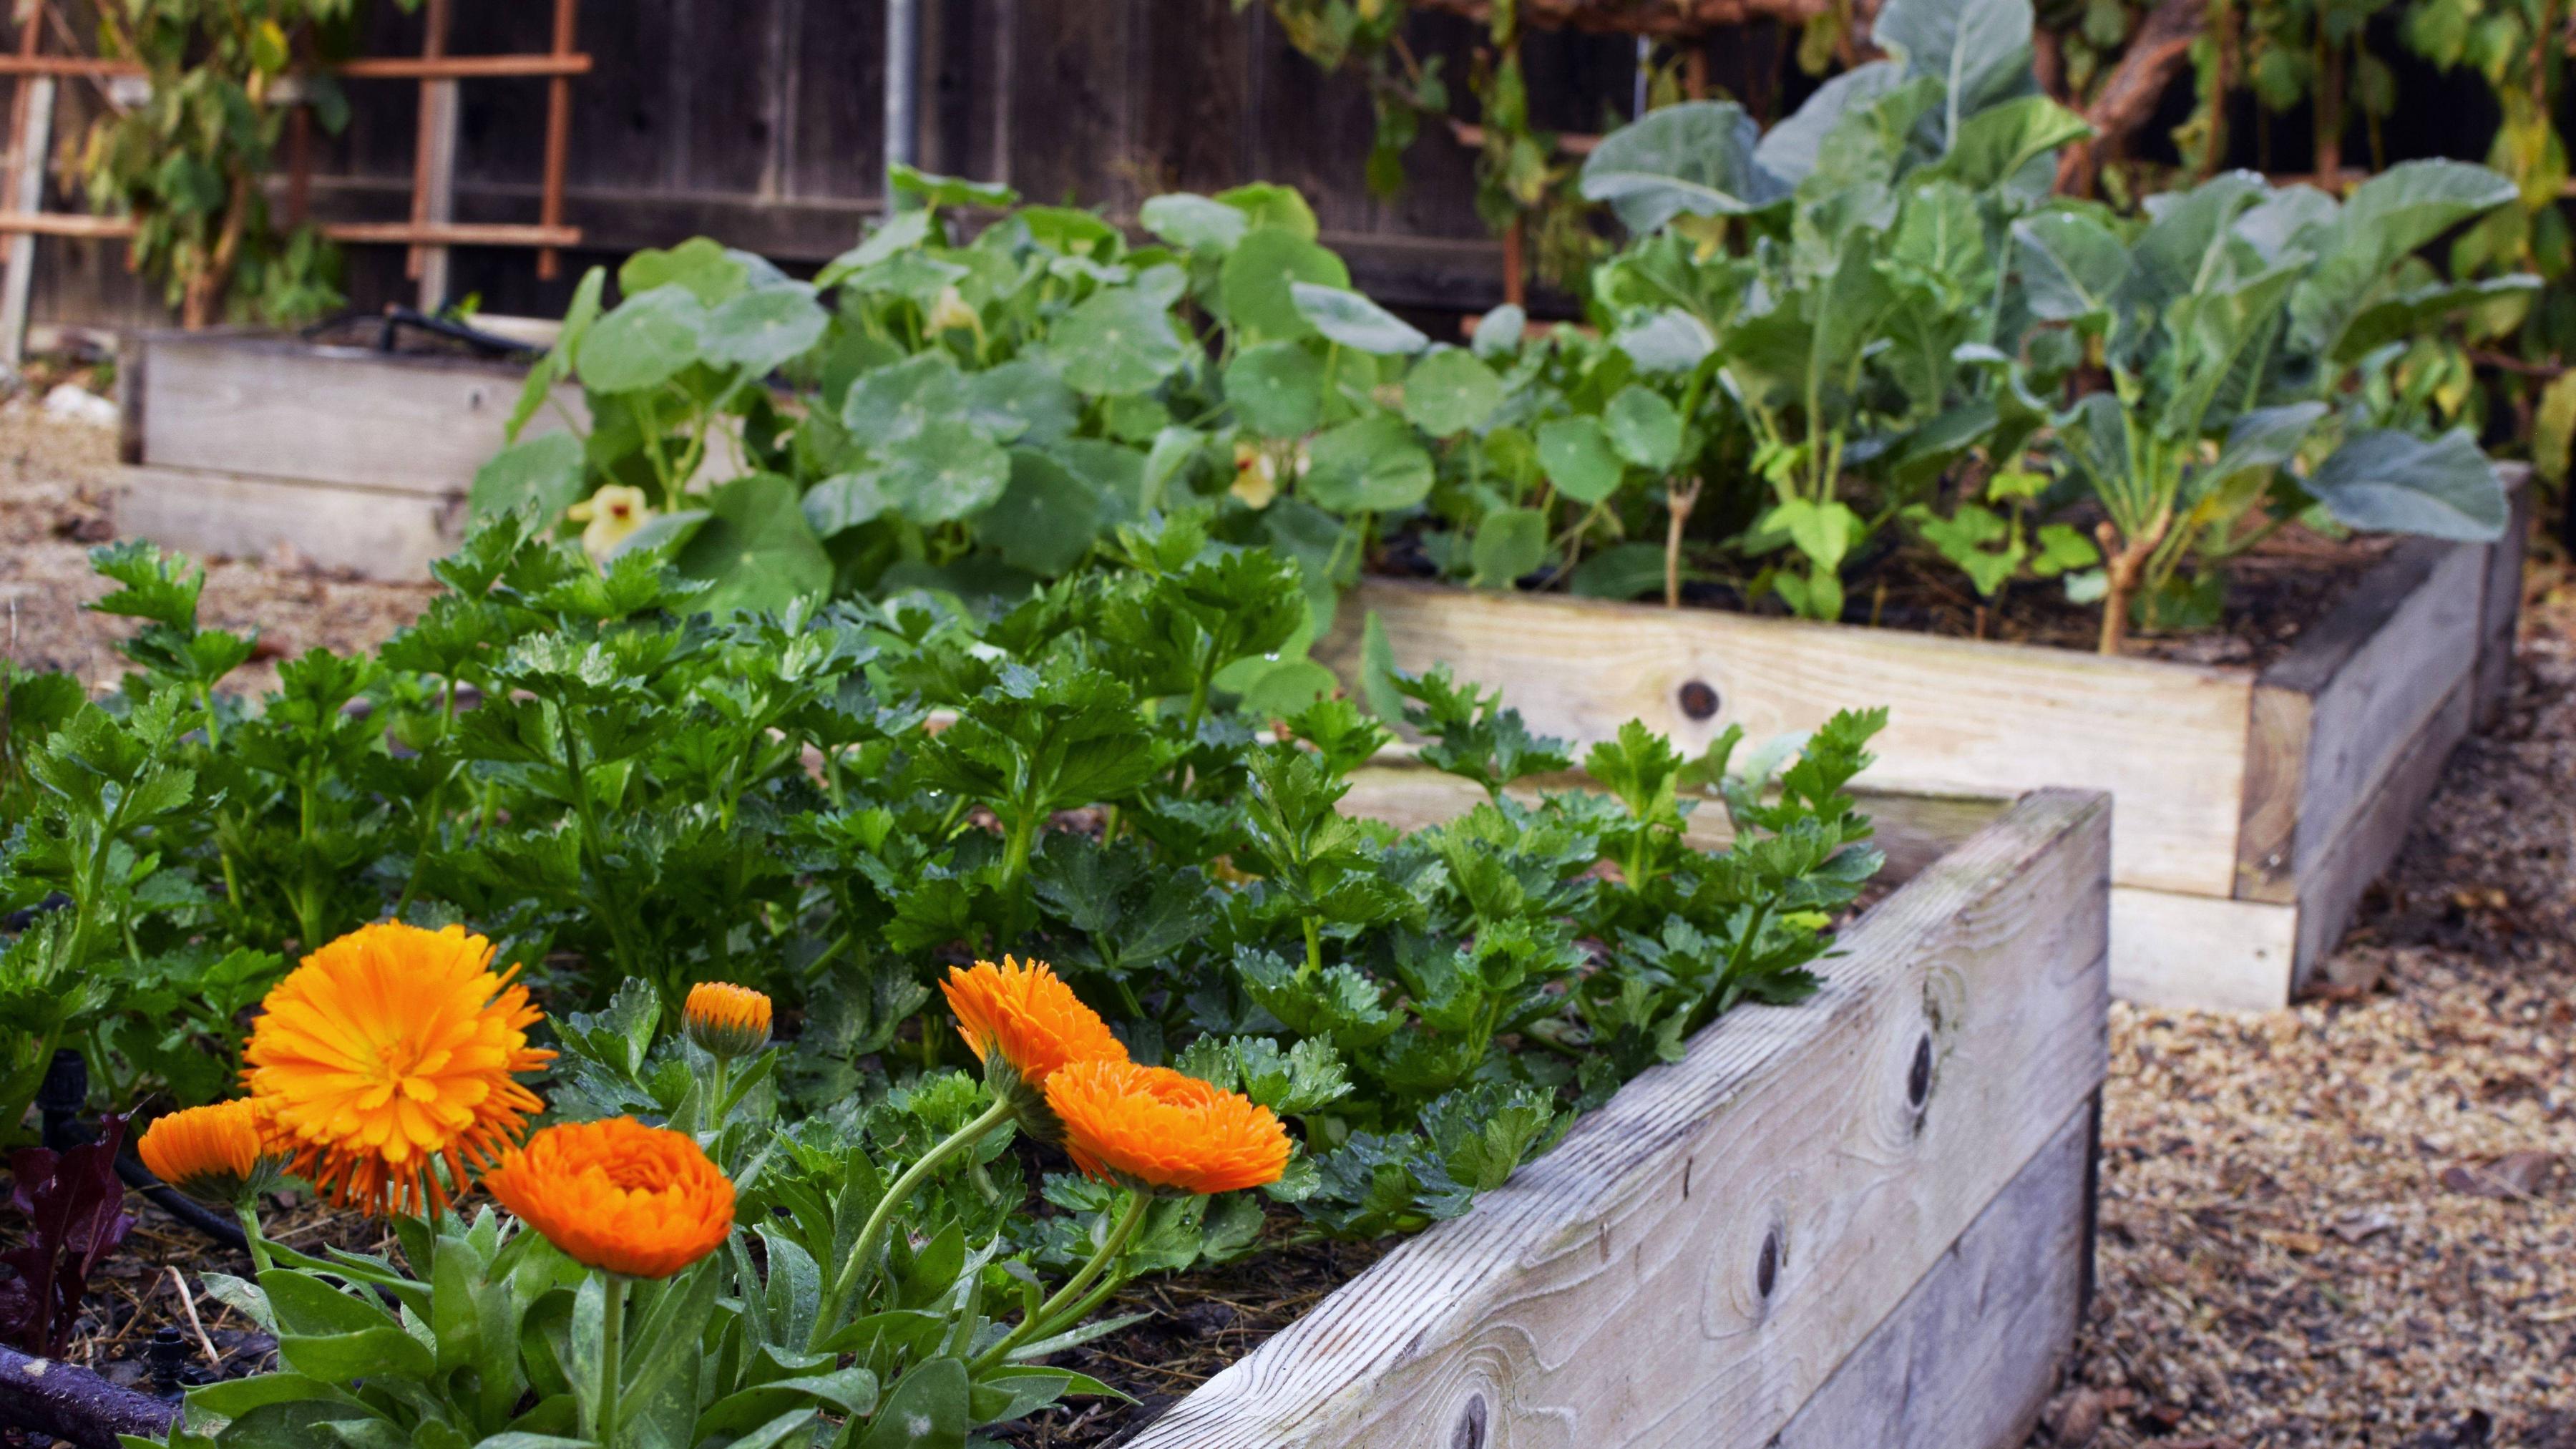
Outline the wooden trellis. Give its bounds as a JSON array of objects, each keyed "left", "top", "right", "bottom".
[{"left": 0, "top": 0, "right": 590, "bottom": 361}]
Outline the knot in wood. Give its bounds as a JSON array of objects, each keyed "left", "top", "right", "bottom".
[
  {"left": 1908, "top": 1032, "right": 1934, "bottom": 1111},
  {"left": 1451, "top": 1392, "right": 1488, "bottom": 1449},
  {"left": 1756, "top": 1228, "right": 1782, "bottom": 1299},
  {"left": 1677, "top": 678, "right": 1720, "bottom": 721}
]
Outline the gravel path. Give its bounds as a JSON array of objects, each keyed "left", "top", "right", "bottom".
[{"left": 4, "top": 406, "right": 2570, "bottom": 1447}]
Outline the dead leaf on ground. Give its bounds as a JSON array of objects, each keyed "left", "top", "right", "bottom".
[
  {"left": 2440, "top": 1152, "right": 2558, "bottom": 1200},
  {"left": 2332, "top": 1208, "right": 2399, "bottom": 1244}
]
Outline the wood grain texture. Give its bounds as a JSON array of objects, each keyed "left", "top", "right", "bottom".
[
  {"left": 1772, "top": 1099, "right": 2094, "bottom": 1449},
  {"left": 2109, "top": 886, "right": 2296, "bottom": 1013},
  {"left": 112, "top": 465, "right": 464, "bottom": 580},
  {"left": 135, "top": 333, "right": 578, "bottom": 494},
  {"left": 2474, "top": 466, "right": 2532, "bottom": 731},
  {"left": 1322, "top": 578, "right": 2252, "bottom": 896},
  {"left": 1337, "top": 759, "right": 2010, "bottom": 887},
  {"left": 2285, "top": 540, "right": 2484, "bottom": 885},
  {"left": 1130, "top": 790, "right": 2110, "bottom": 1448},
  {"left": 2296, "top": 678, "right": 2474, "bottom": 992},
  {"left": 2232, "top": 682, "right": 2311, "bottom": 904}
]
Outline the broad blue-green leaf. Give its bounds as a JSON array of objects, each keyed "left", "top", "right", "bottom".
[
  {"left": 888, "top": 162, "right": 1018, "bottom": 210},
  {"left": 1290, "top": 283, "right": 1428, "bottom": 354},
  {"left": 962, "top": 358, "right": 1079, "bottom": 446},
  {"left": 872, "top": 420, "right": 1013, "bottom": 525},
  {"left": 1536, "top": 416, "right": 1624, "bottom": 504},
  {"left": 843, "top": 353, "right": 972, "bottom": 441},
  {"left": 1304, "top": 413, "right": 1433, "bottom": 513},
  {"left": 1221, "top": 228, "right": 1351, "bottom": 339},
  {"left": 1052, "top": 288, "right": 1190, "bottom": 395},
  {"left": 2302, "top": 429, "right": 2506, "bottom": 541},
  {"left": 804, "top": 474, "right": 891, "bottom": 536},
  {"left": 703, "top": 283, "right": 828, "bottom": 375},
  {"left": 1402, "top": 348, "right": 1502, "bottom": 436},
  {"left": 1755, "top": 62, "right": 1903, "bottom": 185},
  {"left": 2204, "top": 402, "right": 2325, "bottom": 484},
  {"left": 1472, "top": 304, "right": 1526, "bottom": 357},
  {"left": 1468, "top": 507, "right": 1548, "bottom": 587},
  {"left": 675, "top": 472, "right": 833, "bottom": 615},
  {"left": 1613, "top": 308, "right": 1716, "bottom": 374},
  {"left": 471, "top": 431, "right": 586, "bottom": 521},
  {"left": 1603, "top": 386, "right": 1682, "bottom": 471},
  {"left": 1140, "top": 192, "right": 1249, "bottom": 253},
  {"left": 2012, "top": 212, "right": 2129, "bottom": 323},
  {"left": 978, "top": 450, "right": 1106, "bottom": 575},
  {"left": 1225, "top": 341, "right": 1326, "bottom": 436},
  {"left": 2324, "top": 275, "right": 2540, "bottom": 365},
  {"left": 1579, "top": 102, "right": 1790, "bottom": 234},
  {"left": 2294, "top": 160, "right": 2519, "bottom": 358},
  {"left": 1931, "top": 94, "right": 2091, "bottom": 192},
  {"left": 818, "top": 210, "right": 936, "bottom": 286},
  {"left": 618, "top": 237, "right": 746, "bottom": 305},
  {"left": 575, "top": 285, "right": 706, "bottom": 394},
  {"left": 1216, "top": 182, "right": 1319, "bottom": 240},
  {"left": 1873, "top": 0, "right": 2038, "bottom": 141}
]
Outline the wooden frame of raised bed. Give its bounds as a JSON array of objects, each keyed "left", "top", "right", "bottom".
[
  {"left": 109, "top": 330, "right": 575, "bottom": 580},
  {"left": 0, "top": 789, "right": 2109, "bottom": 1449},
  {"left": 1126, "top": 787, "right": 2109, "bottom": 1447},
  {"left": 1324, "top": 472, "right": 2527, "bottom": 1013}
]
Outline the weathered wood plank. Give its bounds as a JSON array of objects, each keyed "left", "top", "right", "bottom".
[
  {"left": 1322, "top": 577, "right": 2252, "bottom": 897},
  {"left": 2109, "top": 885, "right": 2296, "bottom": 1013},
  {"left": 2232, "top": 680, "right": 2310, "bottom": 904},
  {"left": 2296, "top": 677, "right": 2474, "bottom": 992},
  {"left": 2279, "top": 540, "right": 2485, "bottom": 888},
  {"left": 1131, "top": 790, "right": 2110, "bottom": 1448},
  {"left": 2474, "top": 465, "right": 2532, "bottom": 730},
  {"left": 1772, "top": 1098, "right": 2094, "bottom": 1448},
  {"left": 112, "top": 465, "right": 463, "bottom": 581},
  {"left": 1338, "top": 758, "right": 2010, "bottom": 887},
  {"left": 133, "top": 334, "right": 578, "bottom": 494}
]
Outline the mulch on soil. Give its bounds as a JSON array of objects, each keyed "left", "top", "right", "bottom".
[{"left": 4, "top": 402, "right": 2572, "bottom": 1446}]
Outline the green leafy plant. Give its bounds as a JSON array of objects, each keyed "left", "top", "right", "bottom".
[{"left": 2014, "top": 162, "right": 2527, "bottom": 646}]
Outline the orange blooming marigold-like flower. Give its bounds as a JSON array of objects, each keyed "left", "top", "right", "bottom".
[
  {"left": 941, "top": 957, "right": 1126, "bottom": 1091},
  {"left": 243, "top": 922, "right": 554, "bottom": 1216},
  {"left": 682, "top": 982, "right": 773, "bottom": 1060},
  {"left": 137, "top": 1100, "right": 282, "bottom": 1204},
  {"left": 1045, "top": 1058, "right": 1292, "bottom": 1196},
  {"left": 483, "top": 1118, "right": 736, "bottom": 1279}
]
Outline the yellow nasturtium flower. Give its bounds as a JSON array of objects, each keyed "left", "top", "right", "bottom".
[{"left": 567, "top": 484, "right": 653, "bottom": 564}]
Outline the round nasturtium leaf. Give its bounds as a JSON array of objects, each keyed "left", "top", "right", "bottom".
[
  {"left": 1535, "top": 416, "right": 1626, "bottom": 504},
  {"left": 977, "top": 449, "right": 1106, "bottom": 575},
  {"left": 1469, "top": 506, "right": 1550, "bottom": 587},
  {"left": 1052, "top": 288, "right": 1191, "bottom": 396},
  {"left": 875, "top": 419, "right": 1013, "bottom": 525},
  {"left": 1225, "top": 341, "right": 1327, "bottom": 438},
  {"left": 1304, "top": 412, "right": 1434, "bottom": 514},
  {"left": 1402, "top": 348, "right": 1503, "bottom": 436},
  {"left": 1603, "top": 385, "right": 1684, "bottom": 471},
  {"left": 576, "top": 284, "right": 708, "bottom": 394},
  {"left": 1219, "top": 229, "right": 1350, "bottom": 341},
  {"left": 673, "top": 472, "right": 832, "bottom": 617}
]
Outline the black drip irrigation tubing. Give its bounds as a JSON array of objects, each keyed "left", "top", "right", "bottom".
[{"left": 35, "top": 1050, "right": 248, "bottom": 1254}]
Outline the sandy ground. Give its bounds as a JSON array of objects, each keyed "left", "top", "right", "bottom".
[{"left": 4, "top": 406, "right": 2572, "bottom": 1447}]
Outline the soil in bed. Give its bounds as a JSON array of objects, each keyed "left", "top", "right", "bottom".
[{"left": 1376, "top": 522, "right": 2399, "bottom": 671}]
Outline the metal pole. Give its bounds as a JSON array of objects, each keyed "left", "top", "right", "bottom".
[{"left": 884, "top": 0, "right": 919, "bottom": 201}]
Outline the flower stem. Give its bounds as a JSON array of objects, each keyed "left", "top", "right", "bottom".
[
  {"left": 591, "top": 1273, "right": 628, "bottom": 1446},
  {"left": 974, "top": 1189, "right": 1152, "bottom": 1370},
  {"left": 809, "top": 1095, "right": 1014, "bottom": 1347},
  {"left": 233, "top": 1202, "right": 272, "bottom": 1274}
]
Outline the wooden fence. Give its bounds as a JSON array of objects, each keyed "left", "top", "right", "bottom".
[{"left": 26, "top": 0, "right": 1712, "bottom": 333}]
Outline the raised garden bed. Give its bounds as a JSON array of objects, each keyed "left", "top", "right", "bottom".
[
  {"left": 1324, "top": 472, "right": 2527, "bottom": 1013},
  {"left": 109, "top": 330, "right": 569, "bottom": 580},
  {"left": 1, "top": 789, "right": 2109, "bottom": 1449}
]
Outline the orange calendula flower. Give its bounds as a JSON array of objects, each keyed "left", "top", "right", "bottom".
[
  {"left": 1045, "top": 1058, "right": 1292, "bottom": 1196},
  {"left": 243, "top": 922, "right": 553, "bottom": 1216},
  {"left": 137, "top": 1100, "right": 283, "bottom": 1205},
  {"left": 483, "top": 1118, "right": 736, "bottom": 1279},
  {"left": 682, "top": 982, "right": 772, "bottom": 1060},
  {"left": 942, "top": 955, "right": 1125, "bottom": 1106}
]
